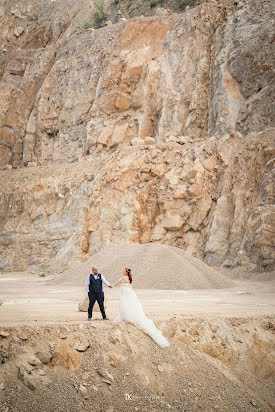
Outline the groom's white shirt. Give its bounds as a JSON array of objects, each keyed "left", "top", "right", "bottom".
[{"left": 85, "top": 273, "right": 110, "bottom": 292}]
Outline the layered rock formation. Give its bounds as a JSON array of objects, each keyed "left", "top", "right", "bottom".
[{"left": 0, "top": 0, "right": 274, "bottom": 272}]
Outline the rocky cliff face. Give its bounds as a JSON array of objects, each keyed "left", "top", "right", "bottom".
[{"left": 0, "top": 0, "right": 274, "bottom": 272}]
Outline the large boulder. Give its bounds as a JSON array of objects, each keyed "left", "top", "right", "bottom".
[
  {"left": 78, "top": 296, "right": 107, "bottom": 312},
  {"left": 66, "top": 334, "right": 89, "bottom": 352},
  {"left": 52, "top": 340, "right": 80, "bottom": 371}
]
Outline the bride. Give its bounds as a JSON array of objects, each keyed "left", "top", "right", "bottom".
[{"left": 112, "top": 268, "right": 169, "bottom": 348}]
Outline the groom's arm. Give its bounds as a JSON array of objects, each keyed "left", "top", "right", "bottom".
[
  {"left": 101, "top": 274, "right": 111, "bottom": 288},
  {"left": 85, "top": 275, "right": 90, "bottom": 293}
]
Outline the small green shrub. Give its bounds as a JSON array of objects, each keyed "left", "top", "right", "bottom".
[
  {"left": 113, "top": 0, "right": 119, "bottom": 4},
  {"left": 93, "top": 11, "right": 103, "bottom": 28},
  {"left": 129, "top": 2, "right": 150, "bottom": 18},
  {"left": 83, "top": 22, "right": 93, "bottom": 30},
  {"left": 150, "top": 0, "right": 159, "bottom": 8},
  {"left": 92, "top": 0, "right": 105, "bottom": 28},
  {"left": 179, "top": 0, "right": 192, "bottom": 10},
  {"left": 39, "top": 273, "right": 45, "bottom": 277}
]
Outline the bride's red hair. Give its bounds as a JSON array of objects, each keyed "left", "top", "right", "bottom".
[{"left": 125, "top": 267, "right": 133, "bottom": 284}]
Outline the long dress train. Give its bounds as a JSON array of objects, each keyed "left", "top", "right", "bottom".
[{"left": 114, "top": 283, "right": 169, "bottom": 348}]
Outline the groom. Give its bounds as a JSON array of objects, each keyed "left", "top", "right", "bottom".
[{"left": 85, "top": 266, "right": 112, "bottom": 320}]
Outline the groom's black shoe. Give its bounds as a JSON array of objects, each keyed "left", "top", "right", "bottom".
[{"left": 103, "top": 317, "right": 109, "bottom": 320}]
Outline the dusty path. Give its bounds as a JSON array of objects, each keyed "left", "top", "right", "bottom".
[{"left": 0, "top": 272, "right": 274, "bottom": 325}]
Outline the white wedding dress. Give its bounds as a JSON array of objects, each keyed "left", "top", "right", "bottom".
[{"left": 114, "top": 280, "right": 169, "bottom": 348}]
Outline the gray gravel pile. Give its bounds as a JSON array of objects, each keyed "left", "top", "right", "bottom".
[{"left": 52, "top": 244, "right": 234, "bottom": 290}]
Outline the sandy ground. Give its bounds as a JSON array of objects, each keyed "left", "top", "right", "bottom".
[{"left": 0, "top": 271, "right": 275, "bottom": 325}]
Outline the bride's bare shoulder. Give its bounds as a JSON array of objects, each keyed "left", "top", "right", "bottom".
[{"left": 122, "top": 276, "right": 130, "bottom": 283}]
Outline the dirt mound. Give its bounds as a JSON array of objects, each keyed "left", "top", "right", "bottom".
[
  {"left": 0, "top": 321, "right": 274, "bottom": 412},
  {"left": 52, "top": 243, "right": 234, "bottom": 290}
]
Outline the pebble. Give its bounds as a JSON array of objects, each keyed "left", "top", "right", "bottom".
[
  {"left": 79, "top": 384, "right": 88, "bottom": 398},
  {"left": 157, "top": 365, "right": 164, "bottom": 372},
  {"left": 19, "top": 334, "right": 28, "bottom": 341},
  {"left": 97, "top": 368, "right": 114, "bottom": 381},
  {"left": 102, "top": 379, "right": 112, "bottom": 385},
  {"left": 25, "top": 364, "right": 34, "bottom": 374},
  {"left": 0, "top": 331, "right": 10, "bottom": 338},
  {"left": 14, "top": 26, "right": 24, "bottom": 37},
  {"left": 250, "top": 399, "right": 257, "bottom": 407},
  {"left": 82, "top": 372, "right": 89, "bottom": 381},
  {"left": 28, "top": 357, "right": 41, "bottom": 366},
  {"left": 36, "top": 351, "right": 52, "bottom": 364},
  {"left": 18, "top": 366, "right": 25, "bottom": 377}
]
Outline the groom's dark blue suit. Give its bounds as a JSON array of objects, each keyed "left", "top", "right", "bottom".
[{"left": 88, "top": 273, "right": 106, "bottom": 319}]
